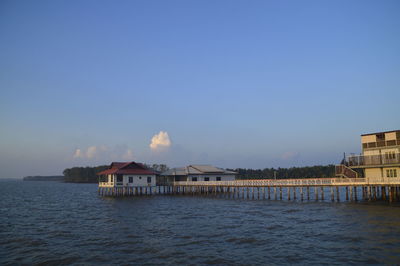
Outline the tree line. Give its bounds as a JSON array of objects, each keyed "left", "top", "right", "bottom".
[
  {"left": 62, "top": 164, "right": 169, "bottom": 183},
  {"left": 62, "top": 163, "right": 337, "bottom": 183},
  {"left": 229, "top": 165, "right": 336, "bottom": 180}
]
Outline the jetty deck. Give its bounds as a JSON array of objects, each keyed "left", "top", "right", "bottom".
[{"left": 99, "top": 177, "right": 400, "bottom": 203}]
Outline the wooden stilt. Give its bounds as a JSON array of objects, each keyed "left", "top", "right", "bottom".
[
  {"left": 354, "top": 186, "right": 357, "bottom": 201},
  {"left": 336, "top": 186, "right": 339, "bottom": 202},
  {"left": 300, "top": 187, "right": 303, "bottom": 201},
  {"left": 321, "top": 187, "right": 324, "bottom": 201}
]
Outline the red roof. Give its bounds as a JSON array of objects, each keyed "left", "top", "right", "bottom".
[{"left": 97, "top": 161, "right": 156, "bottom": 176}]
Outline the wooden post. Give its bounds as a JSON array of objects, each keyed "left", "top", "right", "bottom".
[
  {"left": 300, "top": 187, "right": 303, "bottom": 201},
  {"left": 389, "top": 187, "right": 393, "bottom": 203},
  {"left": 315, "top": 187, "right": 318, "bottom": 201},
  {"left": 349, "top": 186, "right": 353, "bottom": 201},
  {"left": 274, "top": 187, "right": 277, "bottom": 200},
  {"left": 268, "top": 187, "right": 271, "bottom": 200},
  {"left": 346, "top": 186, "right": 349, "bottom": 201},
  {"left": 382, "top": 186, "right": 386, "bottom": 201},
  {"left": 293, "top": 187, "right": 296, "bottom": 200},
  {"left": 354, "top": 186, "right": 357, "bottom": 201},
  {"left": 330, "top": 187, "right": 334, "bottom": 202},
  {"left": 321, "top": 187, "right": 324, "bottom": 201},
  {"left": 307, "top": 186, "right": 310, "bottom": 201},
  {"left": 280, "top": 187, "right": 283, "bottom": 200},
  {"left": 336, "top": 186, "right": 339, "bottom": 202},
  {"left": 288, "top": 187, "right": 291, "bottom": 201}
]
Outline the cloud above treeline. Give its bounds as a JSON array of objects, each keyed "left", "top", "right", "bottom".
[
  {"left": 150, "top": 131, "right": 171, "bottom": 151},
  {"left": 73, "top": 145, "right": 134, "bottom": 161}
]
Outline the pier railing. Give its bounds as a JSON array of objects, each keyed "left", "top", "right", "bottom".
[{"left": 173, "top": 178, "right": 369, "bottom": 187}]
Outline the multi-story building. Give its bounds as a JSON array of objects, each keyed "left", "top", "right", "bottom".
[{"left": 345, "top": 130, "right": 400, "bottom": 182}]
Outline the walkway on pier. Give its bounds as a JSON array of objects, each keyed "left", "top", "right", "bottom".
[{"left": 98, "top": 177, "right": 400, "bottom": 203}]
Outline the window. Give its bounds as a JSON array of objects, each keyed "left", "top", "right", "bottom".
[
  {"left": 387, "top": 169, "right": 398, "bottom": 178},
  {"left": 385, "top": 152, "right": 396, "bottom": 160},
  {"left": 110, "top": 176, "right": 113, "bottom": 182},
  {"left": 117, "top": 175, "right": 123, "bottom": 182},
  {"left": 129, "top": 176, "right": 133, "bottom": 183},
  {"left": 139, "top": 176, "right": 142, "bottom": 179},
  {"left": 204, "top": 177, "right": 210, "bottom": 181},
  {"left": 216, "top": 177, "right": 221, "bottom": 181},
  {"left": 192, "top": 177, "right": 197, "bottom": 181},
  {"left": 147, "top": 176, "right": 151, "bottom": 183}
]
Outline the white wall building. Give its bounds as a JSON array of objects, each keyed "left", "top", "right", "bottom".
[
  {"left": 98, "top": 162, "right": 157, "bottom": 187},
  {"left": 161, "top": 165, "right": 237, "bottom": 182}
]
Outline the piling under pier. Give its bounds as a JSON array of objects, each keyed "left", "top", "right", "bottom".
[{"left": 98, "top": 178, "right": 400, "bottom": 203}]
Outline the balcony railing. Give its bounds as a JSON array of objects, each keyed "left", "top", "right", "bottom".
[
  {"left": 347, "top": 153, "right": 400, "bottom": 167},
  {"left": 363, "top": 140, "right": 400, "bottom": 149}
]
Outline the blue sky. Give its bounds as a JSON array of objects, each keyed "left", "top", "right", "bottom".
[{"left": 0, "top": 0, "right": 399, "bottom": 177}]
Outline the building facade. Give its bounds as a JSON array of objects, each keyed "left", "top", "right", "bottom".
[
  {"left": 161, "top": 165, "right": 237, "bottom": 183},
  {"left": 97, "top": 162, "right": 157, "bottom": 187},
  {"left": 346, "top": 130, "right": 400, "bottom": 182}
]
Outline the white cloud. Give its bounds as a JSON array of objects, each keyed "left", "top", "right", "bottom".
[
  {"left": 122, "top": 149, "right": 134, "bottom": 160},
  {"left": 150, "top": 131, "right": 171, "bottom": 150},
  {"left": 72, "top": 145, "right": 134, "bottom": 161},
  {"left": 281, "top": 151, "right": 299, "bottom": 160},
  {"left": 73, "top": 149, "right": 83, "bottom": 158},
  {"left": 86, "top": 146, "right": 97, "bottom": 158}
]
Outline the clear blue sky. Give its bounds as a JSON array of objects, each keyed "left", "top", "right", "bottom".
[{"left": 1, "top": 0, "right": 399, "bottom": 177}]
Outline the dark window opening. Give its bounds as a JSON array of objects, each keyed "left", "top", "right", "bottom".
[
  {"left": 117, "top": 175, "right": 123, "bottom": 182},
  {"left": 216, "top": 177, "right": 221, "bottom": 181},
  {"left": 129, "top": 176, "right": 133, "bottom": 183},
  {"left": 204, "top": 177, "right": 210, "bottom": 181},
  {"left": 376, "top": 133, "right": 385, "bottom": 141},
  {"left": 192, "top": 177, "right": 197, "bottom": 181},
  {"left": 147, "top": 176, "right": 151, "bottom": 183}
]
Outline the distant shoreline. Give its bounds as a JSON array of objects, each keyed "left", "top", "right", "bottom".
[{"left": 23, "top": 175, "right": 64, "bottom": 181}]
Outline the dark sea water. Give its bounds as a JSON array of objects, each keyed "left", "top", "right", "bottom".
[{"left": 1, "top": 180, "right": 400, "bottom": 265}]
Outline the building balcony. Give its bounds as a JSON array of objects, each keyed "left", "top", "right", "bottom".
[
  {"left": 346, "top": 153, "right": 400, "bottom": 168},
  {"left": 362, "top": 140, "right": 400, "bottom": 149}
]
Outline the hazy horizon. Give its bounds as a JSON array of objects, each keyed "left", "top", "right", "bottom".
[{"left": 1, "top": 0, "right": 399, "bottom": 178}]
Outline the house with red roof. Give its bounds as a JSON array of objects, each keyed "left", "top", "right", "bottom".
[{"left": 97, "top": 161, "right": 157, "bottom": 188}]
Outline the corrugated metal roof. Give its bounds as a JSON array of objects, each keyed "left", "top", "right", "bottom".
[
  {"left": 189, "top": 165, "right": 224, "bottom": 173},
  {"left": 161, "top": 165, "right": 237, "bottom": 176},
  {"left": 361, "top": 130, "right": 400, "bottom": 136}
]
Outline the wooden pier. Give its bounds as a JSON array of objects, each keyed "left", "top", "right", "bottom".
[{"left": 98, "top": 177, "right": 400, "bottom": 203}]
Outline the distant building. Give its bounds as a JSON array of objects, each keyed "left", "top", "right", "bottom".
[
  {"left": 97, "top": 162, "right": 157, "bottom": 187},
  {"left": 161, "top": 165, "right": 237, "bottom": 182},
  {"left": 344, "top": 130, "right": 400, "bottom": 181}
]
